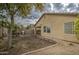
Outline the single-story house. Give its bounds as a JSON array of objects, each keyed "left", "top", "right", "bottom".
[{"left": 34, "top": 13, "right": 79, "bottom": 43}]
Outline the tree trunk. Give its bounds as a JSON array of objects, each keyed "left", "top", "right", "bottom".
[{"left": 8, "top": 15, "right": 14, "bottom": 49}]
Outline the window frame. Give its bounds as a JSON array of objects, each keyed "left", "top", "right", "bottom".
[
  {"left": 64, "top": 22, "right": 74, "bottom": 34},
  {"left": 43, "top": 26, "right": 51, "bottom": 33},
  {"left": 43, "top": 26, "right": 47, "bottom": 32}
]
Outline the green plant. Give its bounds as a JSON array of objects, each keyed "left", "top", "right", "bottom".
[
  {"left": 74, "top": 16, "right": 79, "bottom": 40},
  {"left": 0, "top": 3, "right": 44, "bottom": 48}
]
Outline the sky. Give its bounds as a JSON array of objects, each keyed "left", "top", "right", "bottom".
[{"left": 14, "top": 3, "right": 79, "bottom": 27}]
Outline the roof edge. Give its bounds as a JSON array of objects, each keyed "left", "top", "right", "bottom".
[{"left": 34, "top": 12, "right": 79, "bottom": 27}]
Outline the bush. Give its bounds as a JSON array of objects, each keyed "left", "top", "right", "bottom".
[
  {"left": 0, "top": 36, "right": 3, "bottom": 39},
  {"left": 74, "top": 16, "right": 79, "bottom": 40},
  {"left": 0, "top": 40, "right": 8, "bottom": 51}
]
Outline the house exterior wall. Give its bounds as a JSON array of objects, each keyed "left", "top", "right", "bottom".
[{"left": 35, "top": 14, "right": 79, "bottom": 43}]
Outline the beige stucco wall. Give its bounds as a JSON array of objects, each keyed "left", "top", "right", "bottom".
[{"left": 35, "top": 14, "right": 79, "bottom": 43}]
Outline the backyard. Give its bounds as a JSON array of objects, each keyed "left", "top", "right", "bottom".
[
  {"left": 0, "top": 3, "right": 79, "bottom": 55},
  {"left": 0, "top": 34, "right": 56, "bottom": 55}
]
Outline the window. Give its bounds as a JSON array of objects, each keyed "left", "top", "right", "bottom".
[
  {"left": 64, "top": 22, "right": 74, "bottom": 34},
  {"left": 47, "top": 27, "right": 50, "bottom": 33},
  {"left": 43, "top": 26, "right": 51, "bottom": 33},
  {"left": 43, "top": 26, "right": 46, "bottom": 32}
]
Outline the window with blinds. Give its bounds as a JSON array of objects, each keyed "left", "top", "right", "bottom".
[{"left": 64, "top": 22, "right": 74, "bottom": 34}]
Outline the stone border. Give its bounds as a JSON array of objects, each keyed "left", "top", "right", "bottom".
[{"left": 22, "top": 43, "right": 58, "bottom": 55}]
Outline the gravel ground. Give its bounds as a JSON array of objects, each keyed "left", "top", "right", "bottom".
[{"left": 8, "top": 36, "right": 56, "bottom": 55}]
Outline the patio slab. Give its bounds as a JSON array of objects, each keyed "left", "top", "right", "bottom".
[{"left": 23, "top": 39, "right": 79, "bottom": 55}]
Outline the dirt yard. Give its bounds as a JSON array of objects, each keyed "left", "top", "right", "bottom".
[
  {"left": 27, "top": 38, "right": 79, "bottom": 55},
  {"left": 7, "top": 35, "right": 56, "bottom": 55},
  {"left": 1, "top": 34, "right": 79, "bottom": 55}
]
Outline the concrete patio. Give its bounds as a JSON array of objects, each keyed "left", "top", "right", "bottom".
[{"left": 23, "top": 38, "right": 79, "bottom": 55}]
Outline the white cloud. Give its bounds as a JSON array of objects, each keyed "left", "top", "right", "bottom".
[
  {"left": 14, "top": 3, "right": 79, "bottom": 26},
  {"left": 50, "top": 3, "right": 54, "bottom": 11}
]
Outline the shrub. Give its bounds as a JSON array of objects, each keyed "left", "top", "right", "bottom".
[{"left": 74, "top": 16, "right": 79, "bottom": 40}]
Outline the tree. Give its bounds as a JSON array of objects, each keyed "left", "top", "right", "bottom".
[
  {"left": 0, "top": 3, "right": 44, "bottom": 48},
  {"left": 66, "top": 3, "right": 76, "bottom": 12},
  {"left": 53, "top": 3, "right": 63, "bottom": 12},
  {"left": 76, "top": 4, "right": 79, "bottom": 12},
  {"left": 0, "top": 15, "right": 8, "bottom": 39},
  {"left": 43, "top": 3, "right": 51, "bottom": 12}
]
